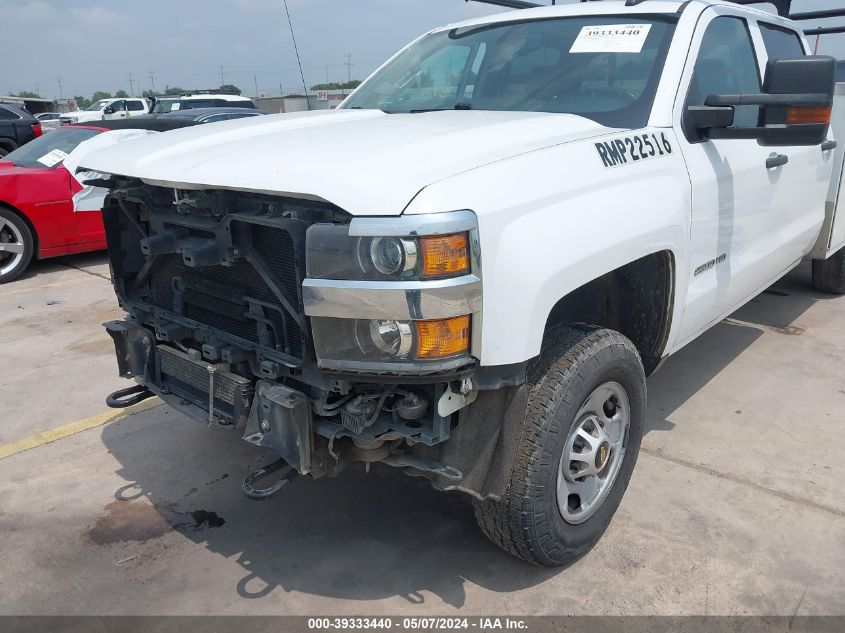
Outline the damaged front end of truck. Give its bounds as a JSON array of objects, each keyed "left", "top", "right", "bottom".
[{"left": 101, "top": 180, "right": 525, "bottom": 501}]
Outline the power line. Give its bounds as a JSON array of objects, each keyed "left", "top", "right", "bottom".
[{"left": 283, "top": 0, "right": 310, "bottom": 109}]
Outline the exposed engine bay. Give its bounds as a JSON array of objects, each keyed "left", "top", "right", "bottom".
[{"left": 100, "top": 181, "right": 515, "bottom": 500}]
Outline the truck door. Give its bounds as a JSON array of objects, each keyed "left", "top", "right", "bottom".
[
  {"left": 754, "top": 20, "right": 832, "bottom": 263},
  {"left": 674, "top": 10, "right": 829, "bottom": 344},
  {"left": 103, "top": 100, "right": 127, "bottom": 120}
]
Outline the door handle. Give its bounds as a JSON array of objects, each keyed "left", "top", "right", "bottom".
[
  {"left": 822, "top": 140, "right": 838, "bottom": 152},
  {"left": 766, "top": 154, "right": 788, "bottom": 169}
]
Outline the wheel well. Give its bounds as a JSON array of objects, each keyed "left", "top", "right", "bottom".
[
  {"left": 0, "top": 202, "right": 39, "bottom": 259},
  {"left": 0, "top": 138, "right": 17, "bottom": 151},
  {"left": 544, "top": 251, "right": 674, "bottom": 375}
]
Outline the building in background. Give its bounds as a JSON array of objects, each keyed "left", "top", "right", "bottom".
[
  {"left": 255, "top": 89, "right": 350, "bottom": 114},
  {"left": 0, "top": 96, "right": 72, "bottom": 115}
]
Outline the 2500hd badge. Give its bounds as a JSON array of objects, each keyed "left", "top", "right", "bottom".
[{"left": 595, "top": 131, "right": 673, "bottom": 167}]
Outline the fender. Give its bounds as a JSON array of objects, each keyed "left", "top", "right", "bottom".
[{"left": 406, "top": 127, "right": 691, "bottom": 367}]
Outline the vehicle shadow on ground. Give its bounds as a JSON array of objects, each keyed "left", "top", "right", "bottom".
[
  {"left": 101, "top": 411, "right": 559, "bottom": 608},
  {"left": 98, "top": 262, "right": 835, "bottom": 608},
  {"left": 644, "top": 261, "right": 837, "bottom": 434}
]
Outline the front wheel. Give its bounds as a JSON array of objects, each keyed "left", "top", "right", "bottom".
[
  {"left": 812, "top": 247, "right": 845, "bottom": 295},
  {"left": 0, "top": 207, "right": 34, "bottom": 283},
  {"left": 473, "top": 324, "right": 645, "bottom": 567}
]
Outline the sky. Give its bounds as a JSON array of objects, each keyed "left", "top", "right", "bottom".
[{"left": 2, "top": 0, "right": 844, "bottom": 101}]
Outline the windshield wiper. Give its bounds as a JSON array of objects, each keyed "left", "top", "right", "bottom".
[{"left": 409, "top": 103, "right": 473, "bottom": 113}]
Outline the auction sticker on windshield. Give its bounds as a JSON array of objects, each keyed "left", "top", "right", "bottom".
[
  {"left": 570, "top": 24, "right": 652, "bottom": 54},
  {"left": 36, "top": 149, "right": 69, "bottom": 167}
]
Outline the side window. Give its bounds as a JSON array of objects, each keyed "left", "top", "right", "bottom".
[
  {"left": 127, "top": 100, "right": 145, "bottom": 111},
  {"left": 687, "top": 16, "right": 761, "bottom": 128},
  {"left": 0, "top": 107, "right": 19, "bottom": 120},
  {"left": 759, "top": 23, "right": 805, "bottom": 60},
  {"left": 109, "top": 100, "right": 125, "bottom": 111}
]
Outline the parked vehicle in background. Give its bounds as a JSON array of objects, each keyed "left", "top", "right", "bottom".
[
  {"left": 0, "top": 118, "right": 196, "bottom": 283},
  {"left": 60, "top": 98, "right": 149, "bottom": 125},
  {"left": 160, "top": 107, "right": 267, "bottom": 124},
  {"left": 150, "top": 93, "right": 257, "bottom": 113},
  {"left": 82, "top": 0, "right": 845, "bottom": 567},
  {"left": 35, "top": 112, "right": 62, "bottom": 132},
  {"left": 0, "top": 104, "right": 41, "bottom": 157}
]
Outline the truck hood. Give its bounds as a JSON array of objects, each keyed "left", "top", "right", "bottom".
[
  {"left": 61, "top": 110, "right": 102, "bottom": 121},
  {"left": 80, "top": 109, "right": 611, "bottom": 216}
]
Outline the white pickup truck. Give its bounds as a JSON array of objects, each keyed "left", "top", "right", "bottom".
[
  {"left": 60, "top": 97, "right": 150, "bottom": 125},
  {"left": 83, "top": 0, "right": 844, "bottom": 566}
]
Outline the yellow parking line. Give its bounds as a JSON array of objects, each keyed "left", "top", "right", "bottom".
[{"left": 0, "top": 397, "right": 162, "bottom": 460}]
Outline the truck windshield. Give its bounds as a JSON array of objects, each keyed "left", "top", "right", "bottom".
[
  {"left": 86, "top": 100, "right": 110, "bottom": 112},
  {"left": 343, "top": 15, "right": 676, "bottom": 128}
]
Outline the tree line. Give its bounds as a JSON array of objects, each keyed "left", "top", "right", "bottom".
[{"left": 309, "top": 80, "right": 362, "bottom": 91}]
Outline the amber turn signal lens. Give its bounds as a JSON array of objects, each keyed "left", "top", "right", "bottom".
[
  {"left": 420, "top": 233, "right": 470, "bottom": 278},
  {"left": 415, "top": 315, "right": 471, "bottom": 359},
  {"left": 786, "top": 106, "right": 832, "bottom": 125}
]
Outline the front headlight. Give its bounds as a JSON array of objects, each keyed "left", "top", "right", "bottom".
[
  {"left": 304, "top": 211, "right": 480, "bottom": 373},
  {"left": 312, "top": 315, "right": 470, "bottom": 365},
  {"left": 307, "top": 225, "right": 469, "bottom": 281}
]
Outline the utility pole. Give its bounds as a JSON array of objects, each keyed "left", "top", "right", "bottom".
[
  {"left": 326, "top": 65, "right": 330, "bottom": 85},
  {"left": 128, "top": 73, "right": 135, "bottom": 96},
  {"left": 219, "top": 65, "right": 225, "bottom": 86},
  {"left": 57, "top": 77, "right": 63, "bottom": 100},
  {"left": 345, "top": 53, "right": 353, "bottom": 84},
  {"left": 254, "top": 74, "right": 259, "bottom": 97},
  {"left": 148, "top": 71, "right": 157, "bottom": 94}
]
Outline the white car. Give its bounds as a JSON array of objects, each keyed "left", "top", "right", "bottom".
[
  {"left": 149, "top": 93, "right": 256, "bottom": 114},
  {"left": 82, "top": 0, "right": 845, "bottom": 566},
  {"left": 34, "top": 112, "right": 62, "bottom": 132},
  {"left": 60, "top": 97, "right": 149, "bottom": 125}
]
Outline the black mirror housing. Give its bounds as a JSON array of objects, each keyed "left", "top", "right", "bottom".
[{"left": 689, "top": 55, "right": 836, "bottom": 146}]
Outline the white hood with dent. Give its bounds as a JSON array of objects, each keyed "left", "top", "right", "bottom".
[{"left": 80, "top": 109, "right": 610, "bottom": 216}]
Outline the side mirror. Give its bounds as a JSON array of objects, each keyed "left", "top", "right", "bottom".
[
  {"left": 103, "top": 106, "right": 115, "bottom": 114},
  {"left": 689, "top": 56, "right": 835, "bottom": 146}
]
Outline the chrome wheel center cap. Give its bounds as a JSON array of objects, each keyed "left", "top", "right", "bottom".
[{"left": 596, "top": 441, "right": 610, "bottom": 471}]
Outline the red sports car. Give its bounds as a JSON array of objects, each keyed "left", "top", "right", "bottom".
[{"left": 0, "top": 119, "right": 196, "bottom": 283}]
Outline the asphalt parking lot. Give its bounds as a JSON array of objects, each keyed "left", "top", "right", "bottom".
[{"left": 1, "top": 253, "right": 843, "bottom": 616}]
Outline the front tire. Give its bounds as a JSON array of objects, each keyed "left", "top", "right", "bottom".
[
  {"left": 0, "top": 207, "right": 34, "bottom": 283},
  {"left": 473, "top": 324, "right": 646, "bottom": 567},
  {"left": 812, "top": 247, "right": 845, "bottom": 295}
]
